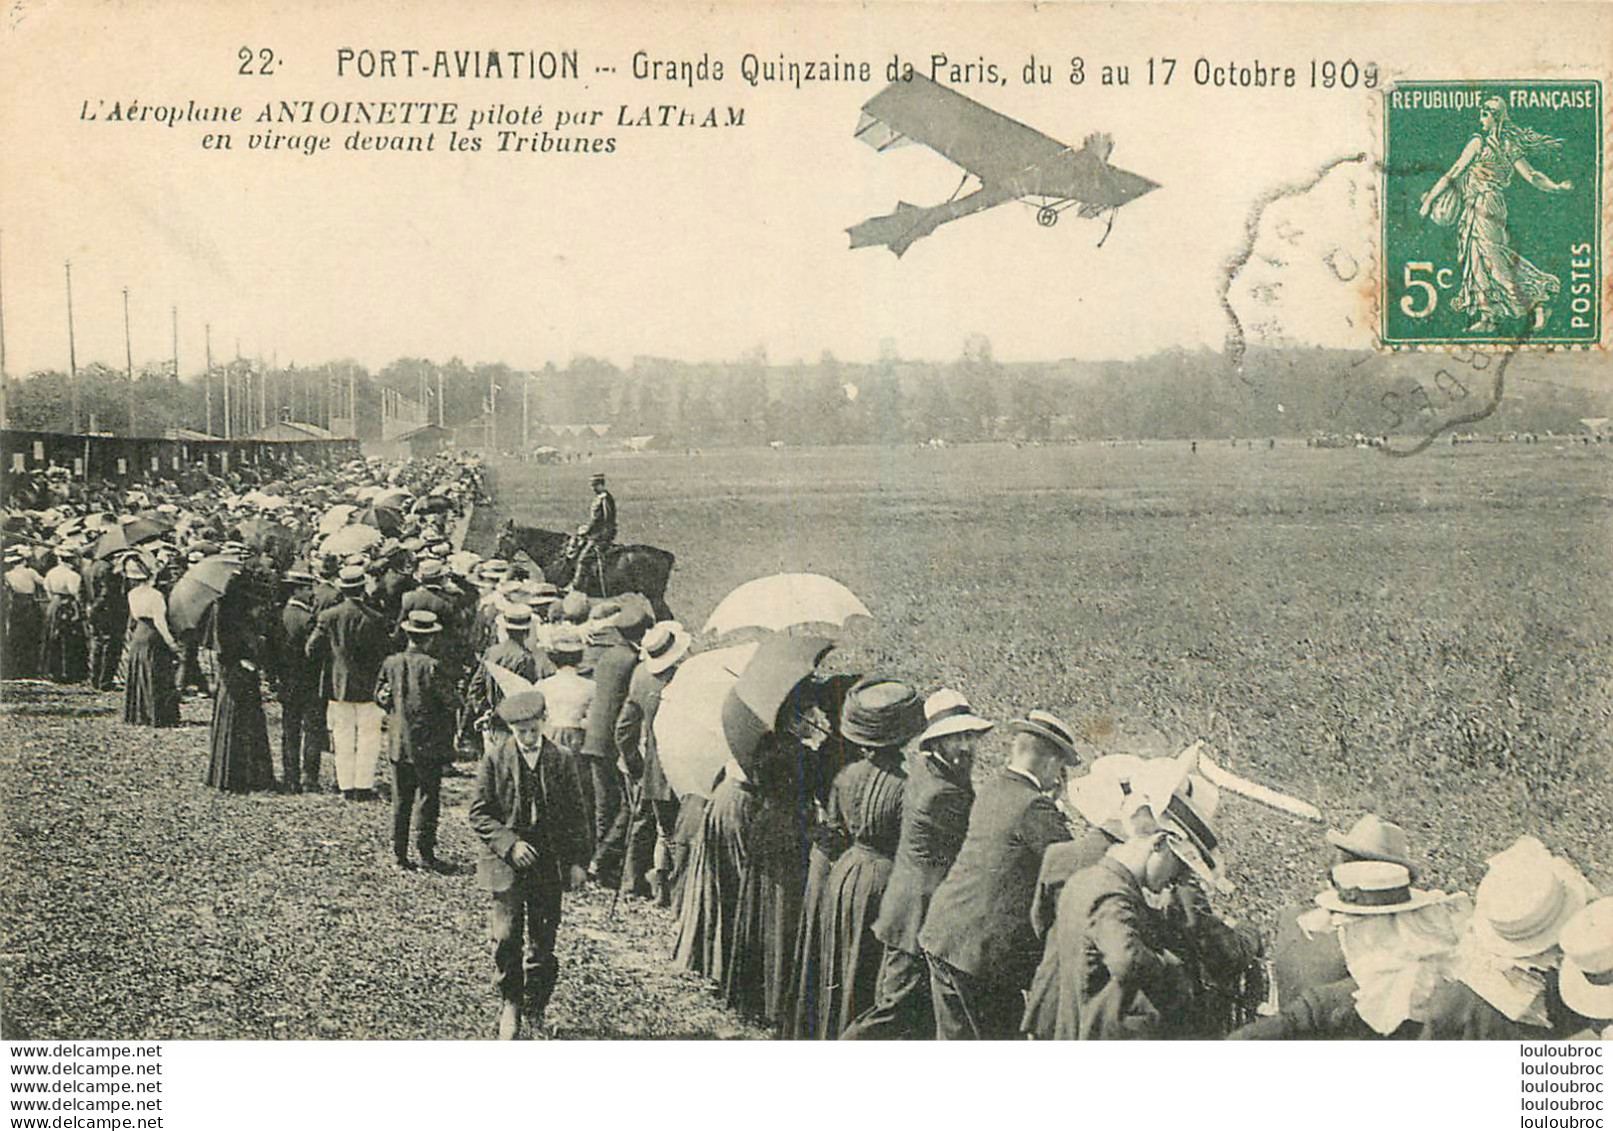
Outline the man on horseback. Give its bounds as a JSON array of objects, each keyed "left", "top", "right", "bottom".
[{"left": 568, "top": 473, "right": 617, "bottom": 591}]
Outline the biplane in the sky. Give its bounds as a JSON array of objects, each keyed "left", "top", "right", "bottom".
[{"left": 847, "top": 75, "right": 1160, "bottom": 256}]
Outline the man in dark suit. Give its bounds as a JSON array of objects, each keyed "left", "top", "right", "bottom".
[
  {"left": 277, "top": 570, "right": 326, "bottom": 793},
  {"left": 842, "top": 690, "right": 991, "bottom": 1040},
  {"left": 83, "top": 550, "right": 127, "bottom": 691},
  {"left": 615, "top": 620, "right": 691, "bottom": 903},
  {"left": 376, "top": 610, "right": 459, "bottom": 871},
  {"left": 918, "top": 709, "right": 1081, "bottom": 1039},
  {"left": 579, "top": 600, "right": 651, "bottom": 887},
  {"left": 305, "top": 564, "right": 389, "bottom": 800},
  {"left": 468, "top": 690, "right": 591, "bottom": 1040}
]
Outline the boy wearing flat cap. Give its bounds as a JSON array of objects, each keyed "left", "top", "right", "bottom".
[{"left": 468, "top": 690, "right": 591, "bottom": 1039}]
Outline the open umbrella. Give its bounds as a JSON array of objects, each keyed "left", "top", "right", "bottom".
[
  {"left": 374, "top": 488, "right": 412, "bottom": 511},
  {"left": 359, "top": 505, "right": 406, "bottom": 538},
  {"left": 724, "top": 634, "right": 835, "bottom": 775},
  {"left": 92, "top": 516, "right": 166, "bottom": 558},
  {"left": 703, "top": 573, "right": 872, "bottom": 636},
  {"left": 317, "top": 504, "right": 358, "bottom": 536},
  {"left": 168, "top": 554, "right": 245, "bottom": 634},
  {"left": 653, "top": 642, "right": 759, "bottom": 800},
  {"left": 322, "top": 524, "right": 382, "bottom": 556}
]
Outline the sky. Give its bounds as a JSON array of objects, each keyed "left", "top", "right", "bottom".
[{"left": 1, "top": 0, "right": 1608, "bottom": 378}]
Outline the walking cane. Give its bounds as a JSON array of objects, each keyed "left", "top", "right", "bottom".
[{"left": 606, "top": 764, "right": 646, "bottom": 923}]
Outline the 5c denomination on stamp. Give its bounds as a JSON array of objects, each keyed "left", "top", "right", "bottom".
[{"left": 1382, "top": 80, "right": 1601, "bottom": 347}]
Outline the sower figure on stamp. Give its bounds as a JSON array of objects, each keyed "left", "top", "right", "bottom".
[
  {"left": 1418, "top": 96, "right": 1572, "bottom": 334},
  {"left": 468, "top": 690, "right": 591, "bottom": 1040},
  {"left": 568, "top": 472, "right": 616, "bottom": 591}
]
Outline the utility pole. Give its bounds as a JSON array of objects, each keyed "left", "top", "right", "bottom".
[
  {"left": 488, "top": 369, "right": 498, "bottom": 451},
  {"left": 122, "top": 287, "right": 135, "bottom": 436},
  {"left": 522, "top": 371, "right": 530, "bottom": 452},
  {"left": 170, "top": 306, "right": 179, "bottom": 390},
  {"left": 348, "top": 363, "right": 356, "bottom": 439},
  {"left": 436, "top": 369, "right": 444, "bottom": 426},
  {"left": 65, "top": 261, "right": 79, "bottom": 432},
  {"left": 0, "top": 230, "right": 8, "bottom": 429},
  {"left": 204, "top": 324, "right": 214, "bottom": 436},
  {"left": 223, "top": 356, "right": 232, "bottom": 440}
]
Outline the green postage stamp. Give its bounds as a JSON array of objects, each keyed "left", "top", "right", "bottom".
[{"left": 1382, "top": 80, "right": 1601, "bottom": 346}]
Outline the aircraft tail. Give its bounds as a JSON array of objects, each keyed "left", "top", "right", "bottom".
[{"left": 846, "top": 201, "right": 932, "bottom": 257}]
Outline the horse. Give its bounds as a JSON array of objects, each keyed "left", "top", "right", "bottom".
[{"left": 496, "top": 520, "right": 675, "bottom": 620}]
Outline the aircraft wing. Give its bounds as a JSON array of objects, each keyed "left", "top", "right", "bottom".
[{"left": 854, "top": 75, "right": 1069, "bottom": 181}]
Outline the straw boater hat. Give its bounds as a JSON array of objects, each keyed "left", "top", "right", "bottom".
[
  {"left": 917, "top": 689, "right": 994, "bottom": 748},
  {"left": 1327, "top": 813, "right": 1417, "bottom": 878},
  {"left": 337, "top": 564, "right": 368, "bottom": 591},
  {"left": 498, "top": 602, "right": 534, "bottom": 633},
  {"left": 1006, "top": 709, "right": 1082, "bottom": 764},
  {"left": 1471, "top": 836, "right": 1591, "bottom": 959},
  {"left": 639, "top": 620, "right": 692, "bottom": 675},
  {"left": 839, "top": 677, "right": 927, "bottom": 749},
  {"left": 401, "top": 609, "right": 443, "bottom": 635},
  {"left": 1316, "top": 860, "right": 1447, "bottom": 917},
  {"left": 417, "top": 558, "right": 446, "bottom": 583},
  {"left": 545, "top": 625, "right": 585, "bottom": 660},
  {"left": 527, "top": 581, "right": 562, "bottom": 610},
  {"left": 1558, "top": 899, "right": 1613, "bottom": 1021}
]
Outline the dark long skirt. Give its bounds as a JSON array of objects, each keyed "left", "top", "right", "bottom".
[
  {"left": 667, "top": 793, "right": 707, "bottom": 921},
  {"left": 123, "top": 621, "right": 179, "bottom": 727},
  {"left": 671, "top": 773, "right": 756, "bottom": 983},
  {"left": 725, "top": 791, "right": 810, "bottom": 1027},
  {"left": 791, "top": 843, "right": 894, "bottom": 1040},
  {"left": 782, "top": 840, "right": 838, "bottom": 1038},
  {"left": 2, "top": 593, "right": 43, "bottom": 678},
  {"left": 41, "top": 596, "right": 87, "bottom": 683},
  {"left": 206, "top": 663, "right": 275, "bottom": 792}
]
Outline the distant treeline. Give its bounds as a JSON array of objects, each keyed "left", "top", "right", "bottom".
[{"left": 9, "top": 337, "right": 1608, "bottom": 446}]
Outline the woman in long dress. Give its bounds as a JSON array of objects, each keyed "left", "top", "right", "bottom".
[
  {"left": 40, "top": 549, "right": 88, "bottom": 684},
  {"left": 2, "top": 547, "right": 47, "bottom": 679},
  {"left": 1419, "top": 96, "right": 1574, "bottom": 333},
  {"left": 788, "top": 677, "right": 925, "bottom": 1040},
  {"left": 671, "top": 762, "right": 757, "bottom": 983},
  {"left": 205, "top": 569, "right": 276, "bottom": 792},
  {"left": 121, "top": 556, "right": 181, "bottom": 727}
]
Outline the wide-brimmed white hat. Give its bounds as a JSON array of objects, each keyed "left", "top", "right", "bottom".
[
  {"left": 1316, "top": 860, "right": 1447, "bottom": 917},
  {"left": 1006, "top": 709, "right": 1081, "bottom": 764},
  {"left": 1559, "top": 898, "right": 1613, "bottom": 1021},
  {"left": 1129, "top": 749, "right": 1226, "bottom": 892},
  {"left": 1473, "top": 836, "right": 1592, "bottom": 958},
  {"left": 1067, "top": 754, "right": 1148, "bottom": 831},
  {"left": 639, "top": 620, "right": 692, "bottom": 675},
  {"left": 917, "top": 688, "right": 994, "bottom": 747}
]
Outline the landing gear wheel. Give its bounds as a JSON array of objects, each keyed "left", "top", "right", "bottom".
[{"left": 1037, "top": 206, "right": 1059, "bottom": 228}]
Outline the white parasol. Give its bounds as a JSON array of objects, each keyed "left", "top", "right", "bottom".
[
  {"left": 653, "top": 642, "right": 760, "bottom": 799},
  {"left": 702, "top": 573, "right": 872, "bottom": 636}
]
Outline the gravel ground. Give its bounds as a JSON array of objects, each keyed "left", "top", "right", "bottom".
[{"left": 0, "top": 680, "right": 765, "bottom": 1040}]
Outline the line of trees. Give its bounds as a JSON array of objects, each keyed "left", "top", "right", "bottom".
[{"left": 7, "top": 335, "right": 1607, "bottom": 447}]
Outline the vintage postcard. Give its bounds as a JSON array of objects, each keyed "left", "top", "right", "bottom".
[{"left": 1, "top": 0, "right": 1610, "bottom": 1115}]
